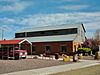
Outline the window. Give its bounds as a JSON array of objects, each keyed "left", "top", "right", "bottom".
[
  {"left": 45, "top": 46, "right": 51, "bottom": 52},
  {"left": 15, "top": 33, "right": 25, "bottom": 38},
  {"left": 27, "top": 32, "right": 34, "bottom": 37},
  {"left": 15, "top": 28, "right": 78, "bottom": 38},
  {"left": 40, "top": 31, "right": 45, "bottom": 34},
  {"left": 71, "top": 28, "right": 77, "bottom": 34},
  {"left": 60, "top": 46, "right": 67, "bottom": 52},
  {"left": 53, "top": 31, "right": 58, "bottom": 33}
]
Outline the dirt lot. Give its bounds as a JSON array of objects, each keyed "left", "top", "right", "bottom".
[
  {"left": 51, "top": 64, "right": 100, "bottom": 75},
  {"left": 0, "top": 59, "right": 72, "bottom": 74}
]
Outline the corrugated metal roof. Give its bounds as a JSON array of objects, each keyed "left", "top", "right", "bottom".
[
  {"left": 17, "top": 23, "right": 82, "bottom": 33},
  {"left": 14, "top": 34, "right": 77, "bottom": 42}
]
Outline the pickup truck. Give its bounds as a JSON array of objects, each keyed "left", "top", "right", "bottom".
[
  {"left": 0, "top": 48, "right": 27, "bottom": 60},
  {"left": 10, "top": 50, "right": 27, "bottom": 59}
]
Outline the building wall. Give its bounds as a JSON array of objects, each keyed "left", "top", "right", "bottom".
[
  {"left": 78, "top": 24, "right": 86, "bottom": 42},
  {"left": 73, "top": 41, "right": 82, "bottom": 52},
  {"left": 31, "top": 41, "right": 73, "bottom": 55}
]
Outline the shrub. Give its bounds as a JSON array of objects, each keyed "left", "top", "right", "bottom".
[{"left": 78, "top": 48, "right": 92, "bottom": 53}]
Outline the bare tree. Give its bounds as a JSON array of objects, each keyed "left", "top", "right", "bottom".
[
  {"left": 93, "top": 29, "right": 100, "bottom": 59},
  {"left": 94, "top": 29, "right": 100, "bottom": 45}
]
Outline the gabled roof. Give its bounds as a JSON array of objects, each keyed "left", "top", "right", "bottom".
[
  {"left": 14, "top": 34, "right": 77, "bottom": 42},
  {"left": 81, "top": 23, "right": 86, "bottom": 32},
  {"left": 0, "top": 39, "right": 32, "bottom": 45},
  {"left": 17, "top": 23, "right": 85, "bottom": 33}
]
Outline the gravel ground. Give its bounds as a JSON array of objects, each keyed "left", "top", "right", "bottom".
[
  {"left": 51, "top": 64, "right": 100, "bottom": 75},
  {"left": 0, "top": 59, "right": 72, "bottom": 74},
  {"left": 83, "top": 56, "right": 94, "bottom": 60}
]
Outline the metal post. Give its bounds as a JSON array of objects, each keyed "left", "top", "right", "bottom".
[
  {"left": 7, "top": 46, "right": 9, "bottom": 60},
  {"left": 19, "top": 44, "right": 21, "bottom": 50},
  {"left": 0, "top": 27, "right": 8, "bottom": 40},
  {"left": 2, "top": 29, "right": 4, "bottom": 40},
  {"left": 31, "top": 44, "right": 32, "bottom": 55},
  {"left": 99, "top": 45, "right": 100, "bottom": 51},
  {"left": 0, "top": 28, "right": 4, "bottom": 40},
  {"left": 13, "top": 45, "right": 14, "bottom": 59},
  {"left": 25, "top": 32, "right": 27, "bottom": 37},
  {"left": 1, "top": 47, "right": 3, "bottom": 60}
]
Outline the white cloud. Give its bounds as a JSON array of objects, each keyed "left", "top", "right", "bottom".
[
  {"left": 20, "top": 14, "right": 69, "bottom": 26},
  {"left": 1, "top": 12, "right": 100, "bottom": 30},
  {"left": 63, "top": 0, "right": 81, "bottom": 1},
  {"left": 0, "top": 1, "right": 32, "bottom": 13},
  {"left": 0, "top": 12, "right": 100, "bottom": 38},
  {"left": 59, "top": 4, "right": 89, "bottom": 10},
  {"left": 62, "top": 0, "right": 76, "bottom": 1},
  {"left": 0, "top": 0, "right": 19, "bottom": 1},
  {"left": 0, "top": 0, "right": 19, "bottom": 2},
  {"left": 19, "top": 12, "right": 100, "bottom": 38},
  {"left": 85, "top": 21, "right": 100, "bottom": 30},
  {"left": 20, "top": 12, "right": 100, "bottom": 26},
  {"left": 0, "top": 17, "right": 19, "bottom": 24},
  {"left": 79, "top": 12, "right": 100, "bottom": 17}
]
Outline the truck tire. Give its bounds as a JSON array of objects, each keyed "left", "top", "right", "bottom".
[
  {"left": 22, "top": 57, "right": 26, "bottom": 59},
  {"left": 15, "top": 55, "right": 20, "bottom": 60}
]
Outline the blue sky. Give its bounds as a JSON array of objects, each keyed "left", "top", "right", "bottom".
[{"left": 0, "top": 0, "right": 100, "bottom": 39}]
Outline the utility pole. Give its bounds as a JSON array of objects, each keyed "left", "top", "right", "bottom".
[
  {"left": 0, "top": 27, "right": 6, "bottom": 40},
  {"left": 2, "top": 29, "right": 4, "bottom": 40}
]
